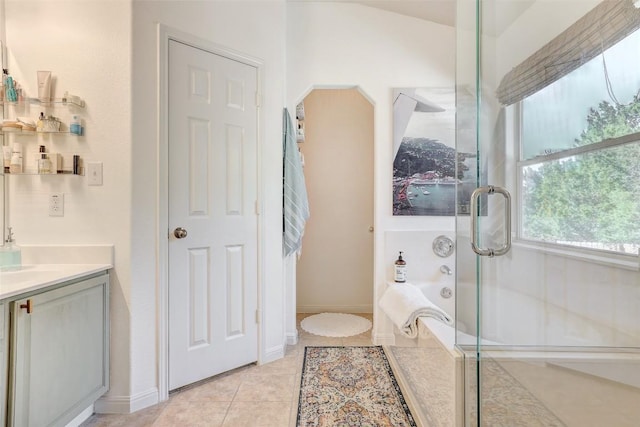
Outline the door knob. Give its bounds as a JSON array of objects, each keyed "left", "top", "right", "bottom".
[{"left": 173, "top": 227, "right": 188, "bottom": 239}]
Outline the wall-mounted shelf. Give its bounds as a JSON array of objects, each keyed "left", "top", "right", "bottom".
[
  {"left": 2, "top": 170, "right": 83, "bottom": 176},
  {"left": 0, "top": 131, "right": 79, "bottom": 136},
  {"left": 1, "top": 130, "right": 79, "bottom": 135},
  {"left": 1, "top": 88, "right": 85, "bottom": 177},
  {"left": 1, "top": 97, "right": 85, "bottom": 108}
]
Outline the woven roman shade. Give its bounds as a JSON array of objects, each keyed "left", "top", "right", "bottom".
[{"left": 496, "top": 0, "right": 640, "bottom": 106}]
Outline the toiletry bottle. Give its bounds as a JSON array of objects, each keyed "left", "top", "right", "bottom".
[
  {"left": 70, "top": 115, "right": 82, "bottom": 135},
  {"left": 394, "top": 251, "right": 407, "bottom": 283},
  {"left": 2, "top": 146, "right": 11, "bottom": 173},
  {"left": 37, "top": 112, "right": 45, "bottom": 132},
  {"left": 37, "top": 71, "right": 52, "bottom": 103},
  {"left": 0, "top": 227, "right": 22, "bottom": 269},
  {"left": 4, "top": 75, "right": 16, "bottom": 102},
  {"left": 38, "top": 153, "right": 51, "bottom": 174},
  {"left": 9, "top": 143, "right": 22, "bottom": 174},
  {"left": 35, "top": 145, "right": 45, "bottom": 171},
  {"left": 15, "top": 81, "right": 24, "bottom": 104},
  {"left": 9, "top": 153, "right": 22, "bottom": 174},
  {"left": 1, "top": 71, "right": 8, "bottom": 102}
]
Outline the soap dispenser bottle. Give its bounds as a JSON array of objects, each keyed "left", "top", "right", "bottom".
[
  {"left": 0, "top": 227, "right": 22, "bottom": 269},
  {"left": 394, "top": 251, "right": 407, "bottom": 283}
]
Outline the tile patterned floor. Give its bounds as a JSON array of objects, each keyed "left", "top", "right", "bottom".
[
  {"left": 81, "top": 313, "right": 376, "bottom": 427},
  {"left": 81, "top": 313, "right": 640, "bottom": 427}
]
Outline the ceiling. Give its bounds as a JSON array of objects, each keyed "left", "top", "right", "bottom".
[
  {"left": 353, "top": 0, "right": 457, "bottom": 27},
  {"left": 290, "top": 0, "right": 536, "bottom": 36}
]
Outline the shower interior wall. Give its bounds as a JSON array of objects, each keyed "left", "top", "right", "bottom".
[
  {"left": 454, "top": 2, "right": 640, "bottom": 425},
  {"left": 470, "top": 0, "right": 640, "bottom": 348},
  {"left": 455, "top": 6, "right": 640, "bottom": 414}
]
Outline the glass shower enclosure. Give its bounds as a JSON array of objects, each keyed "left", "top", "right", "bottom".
[{"left": 456, "top": 0, "right": 640, "bottom": 425}]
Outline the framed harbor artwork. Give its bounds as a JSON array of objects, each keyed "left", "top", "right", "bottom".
[{"left": 392, "top": 87, "right": 479, "bottom": 216}]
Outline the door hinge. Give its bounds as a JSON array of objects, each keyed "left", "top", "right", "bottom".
[
  {"left": 255, "top": 200, "right": 260, "bottom": 215},
  {"left": 255, "top": 309, "right": 261, "bottom": 324},
  {"left": 255, "top": 91, "right": 261, "bottom": 108}
]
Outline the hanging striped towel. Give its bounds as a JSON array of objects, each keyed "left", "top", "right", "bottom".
[{"left": 283, "top": 108, "right": 310, "bottom": 257}]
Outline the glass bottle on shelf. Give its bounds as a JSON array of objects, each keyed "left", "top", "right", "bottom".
[{"left": 38, "top": 153, "right": 51, "bottom": 174}]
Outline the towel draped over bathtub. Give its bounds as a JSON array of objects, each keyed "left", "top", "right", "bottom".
[{"left": 379, "top": 282, "right": 454, "bottom": 338}]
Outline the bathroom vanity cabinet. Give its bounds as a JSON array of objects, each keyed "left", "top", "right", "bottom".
[{"left": 0, "top": 269, "right": 109, "bottom": 427}]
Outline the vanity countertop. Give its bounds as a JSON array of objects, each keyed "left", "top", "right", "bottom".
[{"left": 0, "top": 264, "right": 112, "bottom": 300}]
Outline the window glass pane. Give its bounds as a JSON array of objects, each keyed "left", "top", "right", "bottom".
[
  {"left": 522, "top": 29, "right": 640, "bottom": 160},
  {"left": 521, "top": 142, "right": 640, "bottom": 255}
]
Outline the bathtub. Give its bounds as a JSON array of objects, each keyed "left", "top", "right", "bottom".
[
  {"left": 410, "top": 281, "right": 640, "bottom": 390},
  {"left": 411, "top": 281, "right": 494, "bottom": 352},
  {"left": 414, "top": 279, "right": 637, "bottom": 350},
  {"left": 388, "top": 281, "right": 467, "bottom": 426}
]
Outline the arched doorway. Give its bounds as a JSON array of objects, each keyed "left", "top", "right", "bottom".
[{"left": 296, "top": 88, "right": 374, "bottom": 314}]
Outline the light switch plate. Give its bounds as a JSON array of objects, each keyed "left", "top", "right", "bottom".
[{"left": 87, "top": 162, "right": 103, "bottom": 186}]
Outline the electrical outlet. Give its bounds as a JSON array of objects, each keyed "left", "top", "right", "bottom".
[{"left": 49, "top": 193, "right": 64, "bottom": 217}]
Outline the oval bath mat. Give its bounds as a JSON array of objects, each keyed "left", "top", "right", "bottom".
[{"left": 300, "top": 313, "right": 372, "bottom": 337}]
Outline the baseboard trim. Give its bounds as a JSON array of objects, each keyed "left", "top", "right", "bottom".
[
  {"left": 296, "top": 305, "right": 372, "bottom": 313},
  {"left": 94, "top": 387, "right": 159, "bottom": 414},
  {"left": 65, "top": 405, "right": 94, "bottom": 427},
  {"left": 285, "top": 330, "right": 298, "bottom": 346},
  {"left": 372, "top": 332, "right": 395, "bottom": 345},
  {"left": 262, "top": 344, "right": 285, "bottom": 364}
]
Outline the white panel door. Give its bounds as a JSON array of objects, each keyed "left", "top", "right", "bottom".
[{"left": 168, "top": 40, "right": 258, "bottom": 390}]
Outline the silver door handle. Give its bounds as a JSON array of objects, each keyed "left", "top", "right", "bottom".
[
  {"left": 470, "top": 186, "right": 511, "bottom": 257},
  {"left": 173, "top": 227, "right": 188, "bottom": 239}
]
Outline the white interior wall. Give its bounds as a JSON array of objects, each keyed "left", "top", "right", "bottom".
[
  {"left": 496, "top": 0, "right": 601, "bottom": 78},
  {"left": 3, "top": 0, "right": 132, "bottom": 403},
  {"left": 0, "top": 0, "right": 5, "bottom": 49},
  {"left": 384, "top": 230, "right": 456, "bottom": 287},
  {"left": 286, "top": 2, "right": 456, "bottom": 343},
  {"left": 1, "top": 0, "right": 287, "bottom": 414}
]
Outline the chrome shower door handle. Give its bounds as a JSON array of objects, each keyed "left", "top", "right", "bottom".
[{"left": 470, "top": 186, "right": 512, "bottom": 257}]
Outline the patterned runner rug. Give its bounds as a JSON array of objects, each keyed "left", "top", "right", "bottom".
[{"left": 297, "top": 346, "right": 416, "bottom": 427}]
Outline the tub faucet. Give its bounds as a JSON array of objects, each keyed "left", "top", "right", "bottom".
[{"left": 440, "top": 265, "right": 452, "bottom": 275}]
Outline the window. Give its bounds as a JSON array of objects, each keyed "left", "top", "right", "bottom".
[{"left": 518, "top": 28, "right": 640, "bottom": 256}]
